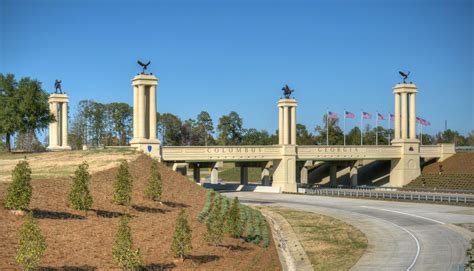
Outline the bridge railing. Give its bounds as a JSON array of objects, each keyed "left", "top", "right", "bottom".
[{"left": 301, "top": 187, "right": 474, "bottom": 204}]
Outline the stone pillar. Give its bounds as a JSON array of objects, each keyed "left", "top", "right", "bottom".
[
  {"left": 49, "top": 102, "right": 58, "bottom": 147},
  {"left": 274, "top": 98, "right": 298, "bottom": 193},
  {"left": 329, "top": 164, "right": 337, "bottom": 186},
  {"left": 350, "top": 166, "right": 358, "bottom": 186},
  {"left": 279, "top": 107, "right": 284, "bottom": 144},
  {"left": 193, "top": 167, "right": 200, "bottom": 183},
  {"left": 291, "top": 106, "right": 296, "bottom": 145},
  {"left": 61, "top": 102, "right": 68, "bottom": 147},
  {"left": 277, "top": 99, "right": 297, "bottom": 146},
  {"left": 390, "top": 83, "right": 420, "bottom": 187},
  {"left": 138, "top": 84, "right": 146, "bottom": 139},
  {"left": 133, "top": 86, "right": 138, "bottom": 138},
  {"left": 300, "top": 167, "right": 308, "bottom": 184},
  {"left": 240, "top": 167, "right": 248, "bottom": 185},
  {"left": 47, "top": 93, "right": 71, "bottom": 151},
  {"left": 283, "top": 106, "right": 289, "bottom": 144},
  {"left": 401, "top": 92, "right": 408, "bottom": 139},
  {"left": 130, "top": 74, "right": 161, "bottom": 159},
  {"left": 409, "top": 93, "right": 416, "bottom": 139},
  {"left": 394, "top": 93, "right": 400, "bottom": 140},
  {"left": 149, "top": 85, "right": 157, "bottom": 139}
]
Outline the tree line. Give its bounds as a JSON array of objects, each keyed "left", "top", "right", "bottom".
[{"left": 1, "top": 73, "right": 473, "bottom": 152}]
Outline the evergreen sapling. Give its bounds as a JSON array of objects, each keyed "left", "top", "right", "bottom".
[
  {"left": 113, "top": 160, "right": 133, "bottom": 205},
  {"left": 205, "top": 195, "right": 224, "bottom": 246},
  {"left": 144, "top": 161, "right": 162, "bottom": 202},
  {"left": 112, "top": 215, "right": 143, "bottom": 270},
  {"left": 171, "top": 209, "right": 193, "bottom": 261},
  {"left": 15, "top": 213, "right": 47, "bottom": 270},
  {"left": 4, "top": 160, "right": 32, "bottom": 211},
  {"left": 68, "top": 161, "right": 93, "bottom": 212}
]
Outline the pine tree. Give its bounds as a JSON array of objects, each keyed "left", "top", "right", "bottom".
[
  {"left": 245, "top": 208, "right": 255, "bottom": 242},
  {"left": 15, "top": 213, "right": 47, "bottom": 270},
  {"left": 205, "top": 195, "right": 224, "bottom": 246},
  {"left": 4, "top": 160, "right": 32, "bottom": 210},
  {"left": 112, "top": 215, "right": 143, "bottom": 270},
  {"left": 171, "top": 209, "right": 193, "bottom": 261},
  {"left": 252, "top": 210, "right": 262, "bottom": 244},
  {"left": 68, "top": 162, "right": 93, "bottom": 211},
  {"left": 197, "top": 190, "right": 214, "bottom": 222},
  {"left": 113, "top": 160, "right": 133, "bottom": 205},
  {"left": 225, "top": 197, "right": 243, "bottom": 238},
  {"left": 144, "top": 161, "right": 162, "bottom": 202}
]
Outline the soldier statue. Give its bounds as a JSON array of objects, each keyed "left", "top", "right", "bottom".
[
  {"left": 54, "top": 79, "right": 62, "bottom": 94},
  {"left": 282, "top": 84, "right": 294, "bottom": 99}
]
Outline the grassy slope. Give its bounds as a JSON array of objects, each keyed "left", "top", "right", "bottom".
[{"left": 266, "top": 206, "right": 367, "bottom": 271}]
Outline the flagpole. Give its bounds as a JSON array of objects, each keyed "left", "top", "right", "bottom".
[
  {"left": 421, "top": 122, "right": 423, "bottom": 145},
  {"left": 388, "top": 112, "right": 391, "bottom": 145},
  {"left": 360, "top": 110, "right": 363, "bottom": 145},
  {"left": 344, "top": 110, "right": 346, "bottom": 146},
  {"left": 375, "top": 111, "right": 378, "bottom": 146},
  {"left": 326, "top": 109, "right": 329, "bottom": 146}
]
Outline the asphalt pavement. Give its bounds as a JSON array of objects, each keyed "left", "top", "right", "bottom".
[{"left": 223, "top": 192, "right": 474, "bottom": 271}]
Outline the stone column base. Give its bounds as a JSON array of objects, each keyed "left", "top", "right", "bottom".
[
  {"left": 131, "top": 139, "right": 161, "bottom": 161},
  {"left": 47, "top": 145, "right": 72, "bottom": 151},
  {"left": 272, "top": 146, "right": 297, "bottom": 193}
]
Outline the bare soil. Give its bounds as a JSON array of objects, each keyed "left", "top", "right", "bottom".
[{"left": 0, "top": 154, "right": 281, "bottom": 270}]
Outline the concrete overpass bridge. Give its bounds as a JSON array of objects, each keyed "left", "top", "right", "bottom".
[{"left": 127, "top": 74, "right": 455, "bottom": 192}]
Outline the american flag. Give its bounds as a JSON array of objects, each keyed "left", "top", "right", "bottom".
[
  {"left": 377, "top": 113, "right": 385, "bottom": 120},
  {"left": 416, "top": 117, "right": 422, "bottom": 124},
  {"left": 362, "top": 112, "right": 372, "bottom": 119},
  {"left": 389, "top": 114, "right": 395, "bottom": 121},
  {"left": 328, "top": 111, "right": 339, "bottom": 120},
  {"left": 345, "top": 111, "right": 355, "bottom": 119},
  {"left": 424, "top": 120, "right": 431, "bottom": 126}
]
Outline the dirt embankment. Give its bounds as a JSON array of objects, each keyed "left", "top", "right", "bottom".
[{"left": 0, "top": 154, "right": 280, "bottom": 270}]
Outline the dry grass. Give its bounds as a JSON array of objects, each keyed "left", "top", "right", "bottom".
[
  {"left": 267, "top": 206, "right": 367, "bottom": 271},
  {"left": 0, "top": 148, "right": 140, "bottom": 183}
]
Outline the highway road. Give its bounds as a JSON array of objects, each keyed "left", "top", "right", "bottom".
[{"left": 223, "top": 192, "right": 474, "bottom": 271}]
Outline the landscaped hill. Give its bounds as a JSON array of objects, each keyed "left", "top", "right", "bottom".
[
  {"left": 405, "top": 153, "right": 474, "bottom": 190},
  {"left": 0, "top": 153, "right": 280, "bottom": 269}
]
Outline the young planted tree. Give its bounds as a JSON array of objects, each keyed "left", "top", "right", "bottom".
[
  {"left": 225, "top": 197, "right": 243, "bottom": 238},
  {"left": 171, "top": 209, "right": 193, "bottom": 262},
  {"left": 197, "top": 190, "right": 214, "bottom": 222},
  {"left": 144, "top": 161, "right": 162, "bottom": 202},
  {"left": 113, "top": 160, "right": 133, "bottom": 205},
  {"left": 205, "top": 195, "right": 224, "bottom": 246},
  {"left": 68, "top": 162, "right": 93, "bottom": 212},
  {"left": 16, "top": 213, "right": 47, "bottom": 270},
  {"left": 4, "top": 160, "right": 32, "bottom": 211},
  {"left": 112, "top": 215, "right": 143, "bottom": 270}
]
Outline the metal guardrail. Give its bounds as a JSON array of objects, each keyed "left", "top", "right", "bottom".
[
  {"left": 298, "top": 184, "right": 474, "bottom": 194},
  {"left": 303, "top": 188, "right": 474, "bottom": 204}
]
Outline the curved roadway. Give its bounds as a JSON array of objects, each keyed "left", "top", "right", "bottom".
[{"left": 223, "top": 192, "right": 474, "bottom": 271}]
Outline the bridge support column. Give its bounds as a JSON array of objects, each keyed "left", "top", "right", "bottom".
[
  {"left": 210, "top": 162, "right": 222, "bottom": 184},
  {"left": 261, "top": 161, "right": 272, "bottom": 186},
  {"left": 130, "top": 74, "right": 161, "bottom": 160},
  {"left": 193, "top": 167, "right": 200, "bottom": 182},
  {"left": 240, "top": 167, "right": 248, "bottom": 185},
  {"left": 272, "top": 146, "right": 297, "bottom": 193},
  {"left": 172, "top": 163, "right": 188, "bottom": 176},
  {"left": 329, "top": 164, "right": 337, "bottom": 186},
  {"left": 350, "top": 165, "right": 358, "bottom": 186},
  {"left": 390, "top": 83, "right": 421, "bottom": 187}
]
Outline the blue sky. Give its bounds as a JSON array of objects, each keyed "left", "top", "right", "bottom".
[{"left": 1, "top": 0, "right": 472, "bottom": 137}]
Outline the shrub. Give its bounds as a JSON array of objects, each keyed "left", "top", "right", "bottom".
[
  {"left": 171, "top": 209, "right": 193, "bottom": 261},
  {"left": 197, "top": 190, "right": 214, "bottom": 222},
  {"left": 68, "top": 162, "right": 93, "bottom": 211},
  {"left": 225, "top": 197, "right": 243, "bottom": 238},
  {"left": 15, "top": 213, "right": 47, "bottom": 270},
  {"left": 144, "top": 161, "right": 162, "bottom": 202},
  {"left": 205, "top": 195, "right": 224, "bottom": 246},
  {"left": 245, "top": 208, "right": 255, "bottom": 242},
  {"left": 113, "top": 160, "right": 133, "bottom": 205},
  {"left": 261, "top": 222, "right": 270, "bottom": 248},
  {"left": 112, "top": 215, "right": 143, "bottom": 270},
  {"left": 4, "top": 160, "right": 32, "bottom": 210},
  {"left": 252, "top": 210, "right": 262, "bottom": 244}
]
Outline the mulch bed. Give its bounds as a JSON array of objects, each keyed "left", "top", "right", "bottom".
[
  {"left": 0, "top": 154, "right": 281, "bottom": 270},
  {"left": 423, "top": 153, "right": 474, "bottom": 174}
]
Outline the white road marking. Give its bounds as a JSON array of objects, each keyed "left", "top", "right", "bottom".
[
  {"left": 360, "top": 206, "right": 446, "bottom": 225},
  {"left": 385, "top": 220, "right": 421, "bottom": 271}
]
